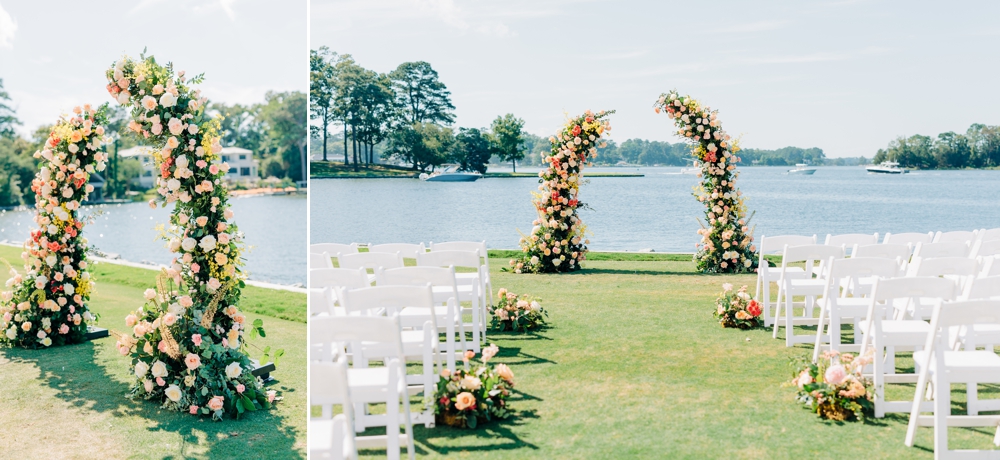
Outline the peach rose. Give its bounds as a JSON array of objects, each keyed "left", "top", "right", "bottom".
[
  {"left": 207, "top": 395, "right": 224, "bottom": 411},
  {"left": 184, "top": 353, "right": 201, "bottom": 370},
  {"left": 495, "top": 363, "right": 514, "bottom": 384},
  {"left": 454, "top": 392, "right": 476, "bottom": 411}
]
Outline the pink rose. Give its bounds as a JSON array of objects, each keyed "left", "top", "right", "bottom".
[
  {"left": 207, "top": 395, "right": 225, "bottom": 411},
  {"left": 156, "top": 377, "right": 165, "bottom": 386},
  {"left": 209, "top": 164, "right": 220, "bottom": 175},
  {"left": 178, "top": 296, "right": 193, "bottom": 308},
  {"left": 267, "top": 390, "right": 276, "bottom": 403},
  {"left": 184, "top": 353, "right": 201, "bottom": 370},
  {"left": 59, "top": 324, "right": 69, "bottom": 334},
  {"left": 189, "top": 405, "right": 199, "bottom": 415},
  {"left": 192, "top": 334, "right": 202, "bottom": 347},
  {"left": 190, "top": 263, "right": 200, "bottom": 273},
  {"left": 825, "top": 364, "right": 847, "bottom": 386},
  {"left": 157, "top": 340, "right": 168, "bottom": 353},
  {"left": 236, "top": 384, "right": 245, "bottom": 394}
]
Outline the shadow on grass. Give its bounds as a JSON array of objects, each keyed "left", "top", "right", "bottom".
[
  {"left": 570, "top": 268, "right": 708, "bottom": 277},
  {"left": 412, "top": 409, "right": 541, "bottom": 455},
  {"left": 494, "top": 346, "right": 556, "bottom": 366},
  {"left": 487, "top": 327, "right": 554, "bottom": 341},
  {"left": 4, "top": 340, "right": 302, "bottom": 459}
]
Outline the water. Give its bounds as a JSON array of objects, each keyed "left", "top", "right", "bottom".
[
  {"left": 310, "top": 167, "right": 1000, "bottom": 251},
  {"left": 0, "top": 195, "right": 307, "bottom": 286}
]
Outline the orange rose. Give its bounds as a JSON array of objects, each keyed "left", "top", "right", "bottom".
[
  {"left": 495, "top": 363, "right": 515, "bottom": 384},
  {"left": 454, "top": 392, "right": 476, "bottom": 411}
]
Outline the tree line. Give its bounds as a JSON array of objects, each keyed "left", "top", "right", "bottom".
[
  {"left": 872, "top": 124, "right": 1000, "bottom": 169},
  {"left": 309, "top": 48, "right": 529, "bottom": 173},
  {"left": 0, "top": 78, "right": 306, "bottom": 207}
]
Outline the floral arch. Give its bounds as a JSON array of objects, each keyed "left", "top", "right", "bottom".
[
  {"left": 654, "top": 91, "right": 758, "bottom": 273},
  {"left": 107, "top": 53, "right": 274, "bottom": 419},
  {"left": 0, "top": 106, "right": 108, "bottom": 348},
  {"left": 511, "top": 110, "right": 613, "bottom": 274}
]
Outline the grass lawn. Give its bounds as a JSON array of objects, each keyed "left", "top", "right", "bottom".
[
  {"left": 310, "top": 161, "right": 417, "bottom": 179},
  {"left": 378, "top": 257, "right": 1000, "bottom": 458},
  {"left": 0, "top": 245, "right": 307, "bottom": 459}
]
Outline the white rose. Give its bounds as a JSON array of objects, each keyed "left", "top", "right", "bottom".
[
  {"left": 5, "top": 327, "right": 15, "bottom": 340},
  {"left": 175, "top": 155, "right": 189, "bottom": 169},
  {"left": 159, "top": 92, "right": 177, "bottom": 108},
  {"left": 144, "top": 288, "right": 157, "bottom": 301},
  {"left": 151, "top": 360, "right": 169, "bottom": 378},
  {"left": 134, "top": 360, "right": 150, "bottom": 378},
  {"left": 164, "top": 384, "right": 182, "bottom": 403},
  {"left": 225, "top": 361, "right": 242, "bottom": 379},
  {"left": 181, "top": 238, "right": 197, "bottom": 252},
  {"left": 63, "top": 284, "right": 74, "bottom": 295},
  {"left": 198, "top": 235, "right": 217, "bottom": 252},
  {"left": 168, "top": 238, "right": 181, "bottom": 252},
  {"left": 167, "top": 179, "right": 181, "bottom": 191}
]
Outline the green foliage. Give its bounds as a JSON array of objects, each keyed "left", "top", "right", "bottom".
[
  {"left": 385, "top": 122, "right": 455, "bottom": 172},
  {"left": 0, "top": 136, "right": 39, "bottom": 206},
  {"left": 0, "top": 78, "right": 20, "bottom": 139},
  {"left": 257, "top": 91, "right": 308, "bottom": 182},
  {"left": 452, "top": 127, "right": 494, "bottom": 174},
  {"left": 490, "top": 113, "right": 526, "bottom": 172},
  {"left": 389, "top": 61, "right": 455, "bottom": 125},
  {"left": 875, "top": 124, "right": 1000, "bottom": 169}
]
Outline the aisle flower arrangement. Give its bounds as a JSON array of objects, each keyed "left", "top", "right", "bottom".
[
  {"left": 0, "top": 105, "right": 108, "bottom": 348},
  {"left": 107, "top": 53, "right": 278, "bottom": 420},
  {"left": 788, "top": 350, "right": 874, "bottom": 421},
  {"left": 490, "top": 288, "right": 547, "bottom": 333},
  {"left": 714, "top": 283, "right": 762, "bottom": 329},
  {"left": 654, "top": 92, "right": 758, "bottom": 273},
  {"left": 433, "top": 345, "right": 514, "bottom": 429},
  {"left": 510, "top": 110, "right": 613, "bottom": 274}
]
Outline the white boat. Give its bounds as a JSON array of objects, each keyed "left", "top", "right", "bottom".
[
  {"left": 866, "top": 161, "right": 908, "bottom": 175},
  {"left": 787, "top": 163, "right": 817, "bottom": 175},
  {"left": 419, "top": 165, "right": 481, "bottom": 182},
  {"left": 680, "top": 159, "right": 701, "bottom": 175}
]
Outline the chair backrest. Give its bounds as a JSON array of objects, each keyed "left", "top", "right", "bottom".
[
  {"left": 826, "top": 257, "right": 901, "bottom": 284},
  {"left": 927, "top": 300, "right": 1000, "bottom": 343},
  {"left": 337, "top": 252, "right": 403, "bottom": 271},
  {"left": 883, "top": 232, "right": 933, "bottom": 246},
  {"left": 416, "top": 250, "right": 481, "bottom": 270},
  {"left": 311, "top": 243, "right": 358, "bottom": 255},
  {"left": 933, "top": 230, "right": 976, "bottom": 244},
  {"left": 781, "top": 244, "right": 843, "bottom": 279},
  {"left": 908, "top": 257, "right": 980, "bottom": 278},
  {"left": 853, "top": 243, "right": 911, "bottom": 260},
  {"left": 971, "top": 239, "right": 1000, "bottom": 259},
  {"left": 983, "top": 257, "right": 1000, "bottom": 277},
  {"left": 310, "top": 359, "right": 352, "bottom": 405},
  {"left": 913, "top": 241, "right": 970, "bottom": 259},
  {"left": 964, "top": 276, "right": 1000, "bottom": 300},
  {"left": 869, "top": 276, "right": 958, "bottom": 322},
  {"left": 430, "top": 241, "right": 491, "bottom": 272},
  {"left": 825, "top": 233, "right": 878, "bottom": 253},
  {"left": 310, "top": 252, "right": 333, "bottom": 270},
  {"left": 376, "top": 266, "right": 458, "bottom": 296},
  {"left": 310, "top": 267, "right": 370, "bottom": 290},
  {"left": 368, "top": 243, "right": 426, "bottom": 260},
  {"left": 337, "top": 285, "right": 435, "bottom": 316},
  {"left": 309, "top": 287, "right": 333, "bottom": 316},
  {"left": 312, "top": 314, "right": 404, "bottom": 350},
  {"left": 980, "top": 227, "right": 1000, "bottom": 242},
  {"left": 759, "top": 234, "right": 816, "bottom": 255}
]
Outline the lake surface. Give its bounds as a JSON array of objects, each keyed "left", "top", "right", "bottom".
[
  {"left": 310, "top": 166, "right": 1000, "bottom": 251},
  {"left": 0, "top": 195, "right": 306, "bottom": 286}
]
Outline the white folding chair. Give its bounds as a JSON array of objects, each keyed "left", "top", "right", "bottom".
[
  {"left": 904, "top": 299, "right": 1000, "bottom": 456},
  {"left": 983, "top": 257, "right": 1000, "bottom": 278},
  {"left": 310, "top": 287, "right": 335, "bottom": 317},
  {"left": 430, "top": 241, "right": 494, "bottom": 308},
  {"left": 933, "top": 230, "right": 977, "bottom": 244},
  {"left": 313, "top": 243, "right": 360, "bottom": 256},
  {"left": 755, "top": 234, "right": 817, "bottom": 328},
  {"left": 980, "top": 227, "right": 1000, "bottom": 242},
  {"left": 971, "top": 239, "right": 1000, "bottom": 260},
  {"left": 376, "top": 266, "right": 467, "bottom": 370},
  {"left": 311, "top": 252, "right": 334, "bottom": 270},
  {"left": 812, "top": 257, "right": 901, "bottom": 361},
  {"left": 338, "top": 252, "right": 404, "bottom": 284},
  {"left": 309, "top": 360, "right": 359, "bottom": 460},
  {"left": 369, "top": 243, "right": 426, "bottom": 261},
  {"left": 825, "top": 233, "right": 879, "bottom": 257},
  {"left": 913, "top": 241, "right": 971, "bottom": 259},
  {"left": 311, "top": 315, "right": 415, "bottom": 460},
  {"left": 311, "top": 267, "right": 372, "bottom": 313},
  {"left": 884, "top": 232, "right": 934, "bottom": 247},
  {"left": 773, "top": 244, "right": 844, "bottom": 347},
  {"left": 337, "top": 285, "right": 439, "bottom": 427},
  {"left": 904, "top": 257, "right": 980, "bottom": 318},
  {"left": 858, "top": 277, "right": 958, "bottom": 418},
  {"left": 417, "top": 249, "right": 486, "bottom": 352},
  {"left": 957, "top": 276, "right": 1000, "bottom": 416}
]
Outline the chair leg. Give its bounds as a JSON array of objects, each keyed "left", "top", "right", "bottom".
[
  {"left": 785, "top": 293, "right": 795, "bottom": 347},
  {"left": 933, "top": 375, "right": 950, "bottom": 456},
  {"left": 470, "top": 295, "right": 481, "bottom": 353},
  {"left": 812, "top": 302, "right": 827, "bottom": 362},
  {"left": 773, "top": 284, "right": 784, "bottom": 339},
  {"left": 386, "top": 389, "right": 401, "bottom": 460},
  {"left": 968, "top": 381, "right": 979, "bottom": 416},
  {"left": 874, "top": 341, "right": 885, "bottom": 418}
]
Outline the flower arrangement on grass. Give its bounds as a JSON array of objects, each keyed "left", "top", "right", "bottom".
[
  {"left": 107, "top": 53, "right": 279, "bottom": 420},
  {"left": 433, "top": 344, "right": 514, "bottom": 429},
  {"left": 788, "top": 350, "right": 874, "bottom": 421},
  {"left": 714, "top": 283, "right": 762, "bottom": 329},
  {"left": 510, "top": 110, "right": 613, "bottom": 274},
  {"left": 0, "top": 105, "right": 108, "bottom": 349},
  {"left": 654, "top": 92, "right": 757, "bottom": 274},
  {"left": 490, "top": 288, "right": 547, "bottom": 333}
]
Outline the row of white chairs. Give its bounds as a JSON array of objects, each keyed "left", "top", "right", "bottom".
[{"left": 757, "top": 230, "right": 1000, "bottom": 456}]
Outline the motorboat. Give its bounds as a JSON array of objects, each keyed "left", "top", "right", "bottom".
[
  {"left": 419, "top": 165, "right": 482, "bottom": 182},
  {"left": 866, "top": 161, "right": 908, "bottom": 175},
  {"left": 787, "top": 163, "right": 817, "bottom": 175},
  {"left": 680, "top": 159, "right": 701, "bottom": 175}
]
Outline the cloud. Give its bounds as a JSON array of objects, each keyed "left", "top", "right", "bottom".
[
  {"left": 711, "top": 20, "right": 787, "bottom": 34},
  {"left": 742, "top": 52, "right": 849, "bottom": 64},
  {"left": 0, "top": 2, "right": 17, "bottom": 48},
  {"left": 219, "top": 0, "right": 237, "bottom": 20}
]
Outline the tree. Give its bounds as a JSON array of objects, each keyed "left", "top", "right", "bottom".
[
  {"left": 933, "top": 132, "right": 971, "bottom": 169},
  {"left": 0, "top": 136, "right": 37, "bottom": 206},
  {"left": 258, "top": 91, "right": 308, "bottom": 182},
  {"left": 452, "top": 127, "right": 493, "bottom": 174},
  {"left": 310, "top": 47, "right": 339, "bottom": 162},
  {"left": 385, "top": 122, "right": 454, "bottom": 172},
  {"left": 212, "top": 102, "right": 263, "bottom": 155},
  {"left": 490, "top": 114, "right": 525, "bottom": 172},
  {"left": 389, "top": 61, "right": 455, "bottom": 125},
  {"left": 0, "top": 78, "right": 21, "bottom": 139},
  {"left": 355, "top": 72, "right": 396, "bottom": 167}
]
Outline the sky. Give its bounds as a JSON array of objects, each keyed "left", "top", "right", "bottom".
[
  {"left": 0, "top": 0, "right": 307, "bottom": 138},
  {"left": 312, "top": 0, "right": 1000, "bottom": 158}
]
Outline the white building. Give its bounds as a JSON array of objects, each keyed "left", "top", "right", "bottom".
[{"left": 117, "top": 145, "right": 260, "bottom": 187}]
